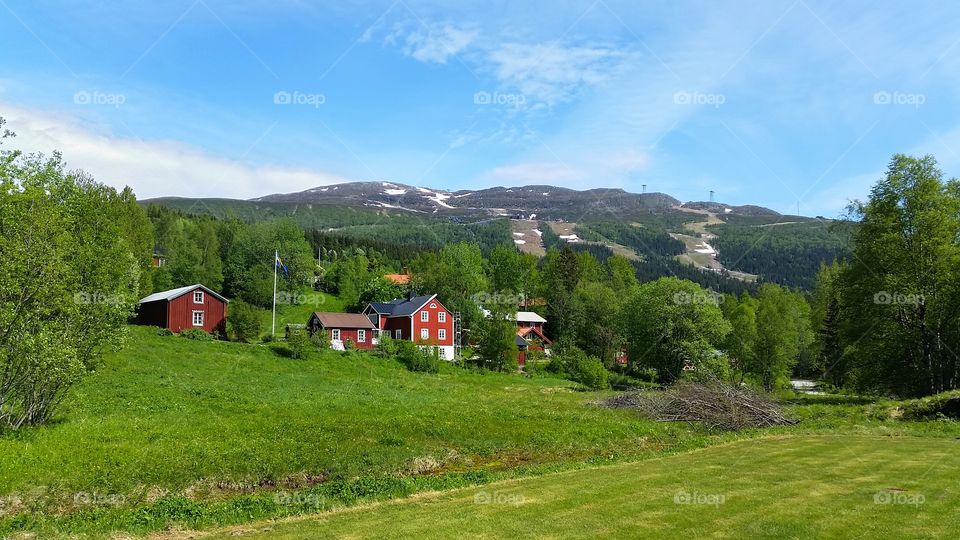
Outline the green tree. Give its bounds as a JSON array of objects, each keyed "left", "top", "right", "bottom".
[
  {"left": 622, "top": 277, "right": 731, "bottom": 383},
  {"left": 838, "top": 154, "right": 960, "bottom": 396},
  {"left": 478, "top": 301, "right": 519, "bottom": 372},
  {"left": 752, "top": 284, "right": 812, "bottom": 391},
  {"left": 0, "top": 126, "right": 142, "bottom": 428},
  {"left": 724, "top": 294, "right": 759, "bottom": 384},
  {"left": 228, "top": 300, "right": 262, "bottom": 343}
]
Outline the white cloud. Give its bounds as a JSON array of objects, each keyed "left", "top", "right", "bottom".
[
  {"left": 1, "top": 104, "right": 349, "bottom": 200},
  {"left": 487, "top": 41, "right": 627, "bottom": 106},
  {"left": 402, "top": 24, "right": 478, "bottom": 64}
]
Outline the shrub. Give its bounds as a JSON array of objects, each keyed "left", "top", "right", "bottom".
[
  {"left": 288, "top": 329, "right": 311, "bottom": 360},
  {"left": 155, "top": 328, "right": 174, "bottom": 337},
  {"left": 376, "top": 334, "right": 399, "bottom": 358},
  {"left": 228, "top": 300, "right": 262, "bottom": 342},
  {"left": 180, "top": 329, "right": 214, "bottom": 341},
  {"left": 310, "top": 329, "right": 330, "bottom": 350},
  {"left": 548, "top": 341, "right": 610, "bottom": 390},
  {"left": 396, "top": 340, "right": 441, "bottom": 374},
  {"left": 900, "top": 390, "right": 960, "bottom": 420}
]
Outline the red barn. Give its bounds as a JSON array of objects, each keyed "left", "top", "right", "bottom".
[
  {"left": 363, "top": 293, "right": 455, "bottom": 359},
  {"left": 307, "top": 312, "right": 376, "bottom": 350},
  {"left": 136, "top": 284, "right": 228, "bottom": 334}
]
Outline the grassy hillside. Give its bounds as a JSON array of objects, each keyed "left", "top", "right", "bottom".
[
  {"left": 220, "top": 435, "right": 960, "bottom": 539},
  {"left": 0, "top": 326, "right": 714, "bottom": 537}
]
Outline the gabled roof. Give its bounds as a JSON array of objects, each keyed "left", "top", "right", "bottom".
[
  {"left": 518, "top": 325, "right": 553, "bottom": 345},
  {"left": 366, "top": 294, "right": 438, "bottom": 318},
  {"left": 516, "top": 311, "right": 547, "bottom": 324},
  {"left": 310, "top": 312, "right": 375, "bottom": 329},
  {"left": 481, "top": 309, "right": 548, "bottom": 324},
  {"left": 139, "top": 284, "right": 228, "bottom": 304}
]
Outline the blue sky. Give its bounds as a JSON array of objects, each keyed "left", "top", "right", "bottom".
[{"left": 1, "top": 0, "right": 959, "bottom": 216}]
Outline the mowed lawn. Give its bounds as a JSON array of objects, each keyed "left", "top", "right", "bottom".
[
  {"left": 203, "top": 435, "right": 960, "bottom": 539},
  {"left": 0, "top": 326, "right": 711, "bottom": 536}
]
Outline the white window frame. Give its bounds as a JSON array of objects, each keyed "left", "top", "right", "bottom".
[
  {"left": 331, "top": 329, "right": 341, "bottom": 341},
  {"left": 430, "top": 303, "right": 437, "bottom": 309},
  {"left": 357, "top": 329, "right": 366, "bottom": 342},
  {"left": 395, "top": 329, "right": 402, "bottom": 339},
  {"left": 420, "top": 328, "right": 429, "bottom": 341},
  {"left": 438, "top": 311, "right": 446, "bottom": 323},
  {"left": 192, "top": 310, "right": 204, "bottom": 327},
  {"left": 438, "top": 329, "right": 446, "bottom": 341},
  {"left": 193, "top": 291, "right": 204, "bottom": 304},
  {"left": 420, "top": 310, "right": 429, "bottom": 322}
]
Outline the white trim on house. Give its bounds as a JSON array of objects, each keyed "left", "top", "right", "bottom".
[
  {"left": 438, "top": 311, "right": 446, "bottom": 323},
  {"left": 192, "top": 310, "right": 204, "bottom": 326},
  {"left": 438, "top": 328, "right": 446, "bottom": 341},
  {"left": 420, "top": 310, "right": 429, "bottom": 322},
  {"left": 420, "top": 328, "right": 429, "bottom": 340},
  {"left": 358, "top": 329, "right": 366, "bottom": 343},
  {"left": 193, "top": 291, "right": 204, "bottom": 304},
  {"left": 331, "top": 328, "right": 341, "bottom": 341}
]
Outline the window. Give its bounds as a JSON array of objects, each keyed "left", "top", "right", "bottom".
[
  {"left": 358, "top": 329, "right": 366, "bottom": 342},
  {"left": 438, "top": 311, "right": 446, "bottom": 323},
  {"left": 420, "top": 328, "right": 429, "bottom": 340},
  {"left": 192, "top": 311, "right": 204, "bottom": 326},
  {"left": 420, "top": 310, "right": 429, "bottom": 322},
  {"left": 438, "top": 329, "right": 446, "bottom": 341},
  {"left": 193, "top": 291, "right": 204, "bottom": 304},
  {"left": 332, "top": 329, "right": 341, "bottom": 341},
  {"left": 395, "top": 329, "right": 402, "bottom": 339},
  {"left": 429, "top": 303, "right": 437, "bottom": 309}
]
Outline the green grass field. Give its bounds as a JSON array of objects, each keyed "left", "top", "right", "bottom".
[
  {"left": 2, "top": 325, "right": 958, "bottom": 538},
  {"left": 204, "top": 435, "right": 960, "bottom": 539},
  {"left": 0, "top": 326, "right": 718, "bottom": 537}
]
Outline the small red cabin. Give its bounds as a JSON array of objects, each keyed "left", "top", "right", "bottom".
[
  {"left": 307, "top": 312, "right": 376, "bottom": 350},
  {"left": 136, "top": 284, "right": 228, "bottom": 334}
]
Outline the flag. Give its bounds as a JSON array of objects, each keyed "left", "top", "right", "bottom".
[{"left": 275, "top": 254, "right": 289, "bottom": 276}]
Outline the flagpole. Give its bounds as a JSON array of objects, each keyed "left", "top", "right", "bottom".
[{"left": 272, "top": 248, "right": 278, "bottom": 337}]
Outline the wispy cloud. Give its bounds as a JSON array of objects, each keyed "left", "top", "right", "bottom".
[
  {"left": 2, "top": 104, "right": 349, "bottom": 200},
  {"left": 487, "top": 41, "right": 628, "bottom": 106},
  {"left": 402, "top": 24, "right": 478, "bottom": 64}
]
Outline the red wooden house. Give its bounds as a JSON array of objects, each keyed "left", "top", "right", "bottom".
[
  {"left": 136, "top": 284, "right": 227, "bottom": 334},
  {"left": 363, "top": 293, "right": 455, "bottom": 359},
  {"left": 307, "top": 312, "right": 376, "bottom": 350}
]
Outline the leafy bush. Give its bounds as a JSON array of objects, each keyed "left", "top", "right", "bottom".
[
  {"left": 376, "top": 334, "right": 399, "bottom": 357},
  {"left": 180, "top": 329, "right": 214, "bottom": 341},
  {"left": 228, "top": 300, "right": 262, "bottom": 342},
  {"left": 288, "top": 329, "right": 311, "bottom": 360},
  {"left": 155, "top": 328, "right": 174, "bottom": 337},
  {"left": 900, "top": 390, "right": 960, "bottom": 420},
  {"left": 310, "top": 329, "right": 330, "bottom": 350},
  {"left": 548, "top": 341, "right": 610, "bottom": 390},
  {"left": 396, "top": 340, "right": 441, "bottom": 374}
]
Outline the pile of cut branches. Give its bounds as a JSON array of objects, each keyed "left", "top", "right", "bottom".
[{"left": 605, "top": 380, "right": 796, "bottom": 431}]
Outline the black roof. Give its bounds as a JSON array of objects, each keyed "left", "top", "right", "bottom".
[{"left": 366, "top": 295, "right": 437, "bottom": 317}]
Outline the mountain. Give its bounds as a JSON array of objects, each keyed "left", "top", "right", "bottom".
[{"left": 247, "top": 181, "right": 767, "bottom": 220}]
